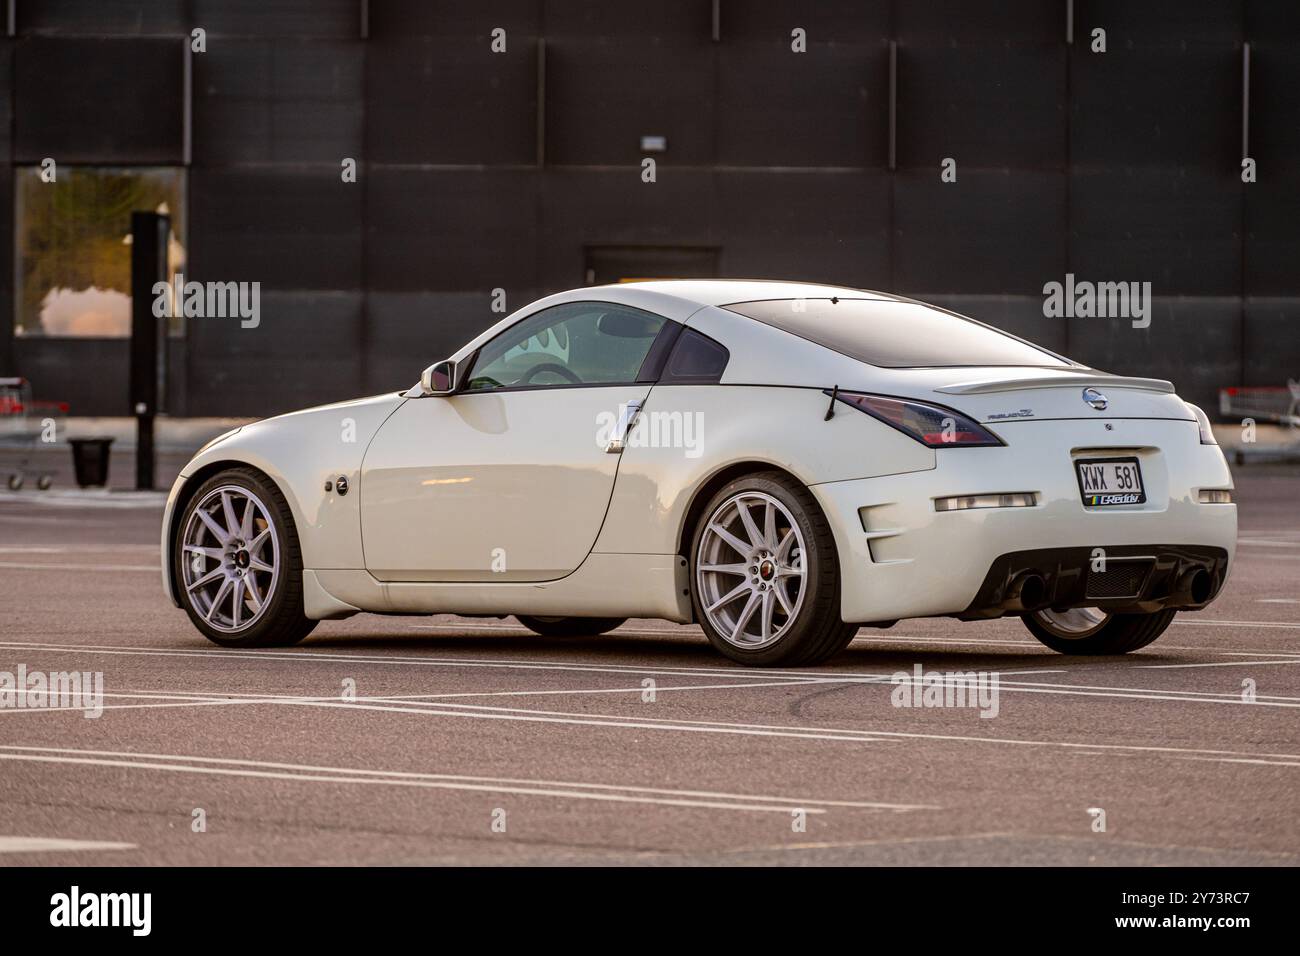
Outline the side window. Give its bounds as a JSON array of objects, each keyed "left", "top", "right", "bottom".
[
  {"left": 658, "top": 328, "right": 730, "bottom": 384},
  {"left": 464, "top": 302, "right": 667, "bottom": 391}
]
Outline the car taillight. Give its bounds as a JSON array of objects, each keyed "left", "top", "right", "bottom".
[{"left": 826, "top": 391, "right": 1004, "bottom": 448}]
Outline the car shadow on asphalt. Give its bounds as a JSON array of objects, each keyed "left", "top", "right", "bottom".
[{"left": 293, "top": 625, "right": 1178, "bottom": 672}]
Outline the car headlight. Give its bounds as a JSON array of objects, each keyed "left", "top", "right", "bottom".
[
  {"left": 1186, "top": 403, "right": 1217, "bottom": 445},
  {"left": 825, "top": 391, "right": 1004, "bottom": 447}
]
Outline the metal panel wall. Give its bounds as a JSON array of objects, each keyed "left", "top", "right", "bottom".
[
  {"left": 13, "top": 37, "right": 186, "bottom": 163},
  {"left": 0, "top": 0, "right": 1296, "bottom": 418}
]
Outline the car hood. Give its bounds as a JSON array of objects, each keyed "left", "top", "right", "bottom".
[{"left": 251, "top": 392, "right": 409, "bottom": 429}]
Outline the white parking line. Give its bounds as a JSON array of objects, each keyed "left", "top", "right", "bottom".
[
  {"left": 981, "top": 683, "right": 1300, "bottom": 706},
  {"left": 192, "top": 700, "right": 1300, "bottom": 769},
  {"left": 0, "top": 639, "right": 913, "bottom": 684},
  {"left": 0, "top": 836, "right": 136, "bottom": 853},
  {"left": 0, "top": 561, "right": 158, "bottom": 572},
  {"left": 1137, "top": 659, "right": 1300, "bottom": 670},
  {"left": 374, "top": 679, "right": 1300, "bottom": 712},
  {"left": 2, "top": 639, "right": 1294, "bottom": 701},
  {"left": 1174, "top": 620, "right": 1300, "bottom": 629},
  {"left": 0, "top": 665, "right": 1176, "bottom": 721},
  {"left": 414, "top": 618, "right": 1300, "bottom": 650},
  {"left": 1, "top": 694, "right": 899, "bottom": 741},
  {"left": 1177, "top": 755, "right": 1300, "bottom": 769},
  {"left": 853, "top": 634, "right": 1300, "bottom": 659},
  {"left": 1186, "top": 650, "right": 1300, "bottom": 658},
  {"left": 2, "top": 663, "right": 1297, "bottom": 770},
  {"left": 8, "top": 665, "right": 1296, "bottom": 729},
  {"left": 0, "top": 752, "right": 831, "bottom": 813},
  {"left": 386, "top": 677, "right": 832, "bottom": 700},
  {"left": 0, "top": 491, "right": 166, "bottom": 509},
  {"left": 0, "top": 545, "right": 158, "bottom": 553},
  {"left": 721, "top": 831, "right": 1019, "bottom": 856},
  {"left": 0, "top": 514, "right": 117, "bottom": 525},
  {"left": 0, "top": 678, "right": 834, "bottom": 715},
  {"left": 0, "top": 745, "right": 932, "bottom": 813},
  {"left": 964, "top": 677, "right": 1300, "bottom": 703},
  {"left": 140, "top": 674, "right": 1300, "bottom": 707}
]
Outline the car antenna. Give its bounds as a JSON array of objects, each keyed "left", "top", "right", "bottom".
[{"left": 824, "top": 384, "right": 839, "bottom": 421}]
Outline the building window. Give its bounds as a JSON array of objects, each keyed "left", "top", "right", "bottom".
[{"left": 15, "top": 166, "right": 186, "bottom": 337}]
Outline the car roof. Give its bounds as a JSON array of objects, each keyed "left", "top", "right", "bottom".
[{"left": 590, "top": 279, "right": 895, "bottom": 308}]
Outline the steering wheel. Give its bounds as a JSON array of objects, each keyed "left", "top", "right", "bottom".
[{"left": 521, "top": 362, "right": 582, "bottom": 385}]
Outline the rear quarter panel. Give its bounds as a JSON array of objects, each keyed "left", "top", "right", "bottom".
[{"left": 594, "top": 384, "right": 936, "bottom": 555}]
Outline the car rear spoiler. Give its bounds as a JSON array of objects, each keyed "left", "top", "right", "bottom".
[{"left": 935, "top": 374, "right": 1176, "bottom": 396}]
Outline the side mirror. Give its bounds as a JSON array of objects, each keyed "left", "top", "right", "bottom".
[{"left": 420, "top": 359, "right": 458, "bottom": 396}]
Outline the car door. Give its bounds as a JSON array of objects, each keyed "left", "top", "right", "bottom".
[{"left": 360, "top": 301, "right": 673, "bottom": 582}]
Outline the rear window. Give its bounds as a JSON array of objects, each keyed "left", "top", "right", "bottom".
[{"left": 723, "top": 298, "right": 1070, "bottom": 368}]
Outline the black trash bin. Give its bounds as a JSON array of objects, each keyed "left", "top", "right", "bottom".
[{"left": 69, "top": 438, "right": 114, "bottom": 488}]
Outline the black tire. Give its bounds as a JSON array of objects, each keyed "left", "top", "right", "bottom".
[
  {"left": 8, "top": 473, "right": 22, "bottom": 490},
  {"left": 516, "top": 615, "right": 627, "bottom": 637},
  {"left": 174, "top": 467, "right": 316, "bottom": 648},
  {"left": 1022, "top": 607, "right": 1176, "bottom": 655},
  {"left": 36, "top": 475, "right": 52, "bottom": 490},
  {"left": 690, "top": 471, "right": 857, "bottom": 667}
]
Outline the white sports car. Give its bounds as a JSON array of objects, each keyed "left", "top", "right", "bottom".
[{"left": 163, "top": 280, "right": 1236, "bottom": 666}]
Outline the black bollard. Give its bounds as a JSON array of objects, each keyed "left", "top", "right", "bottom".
[{"left": 129, "top": 211, "right": 169, "bottom": 491}]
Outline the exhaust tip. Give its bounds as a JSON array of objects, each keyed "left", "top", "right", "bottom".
[
  {"left": 1005, "top": 571, "right": 1047, "bottom": 612},
  {"left": 1182, "top": 568, "right": 1213, "bottom": 605},
  {"left": 1169, "top": 567, "right": 1214, "bottom": 607}
]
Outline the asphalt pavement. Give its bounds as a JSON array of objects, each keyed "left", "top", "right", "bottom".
[{"left": 0, "top": 465, "right": 1297, "bottom": 865}]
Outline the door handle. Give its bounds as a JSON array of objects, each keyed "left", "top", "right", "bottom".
[{"left": 605, "top": 399, "right": 643, "bottom": 454}]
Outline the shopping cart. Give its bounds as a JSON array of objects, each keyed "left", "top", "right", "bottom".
[
  {"left": 1218, "top": 380, "right": 1300, "bottom": 432},
  {"left": 0, "top": 377, "right": 69, "bottom": 490}
]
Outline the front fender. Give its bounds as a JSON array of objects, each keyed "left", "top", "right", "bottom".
[{"left": 162, "top": 393, "right": 406, "bottom": 606}]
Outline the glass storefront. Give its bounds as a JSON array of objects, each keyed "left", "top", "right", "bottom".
[{"left": 15, "top": 166, "right": 186, "bottom": 337}]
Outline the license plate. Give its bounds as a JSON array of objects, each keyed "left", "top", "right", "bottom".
[{"left": 1075, "top": 457, "right": 1145, "bottom": 506}]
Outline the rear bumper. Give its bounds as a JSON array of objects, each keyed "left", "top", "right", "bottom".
[
  {"left": 810, "top": 418, "right": 1237, "bottom": 624},
  {"left": 960, "top": 544, "right": 1229, "bottom": 619}
]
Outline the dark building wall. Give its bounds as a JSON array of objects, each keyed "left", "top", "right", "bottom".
[{"left": 1, "top": 0, "right": 1297, "bottom": 417}]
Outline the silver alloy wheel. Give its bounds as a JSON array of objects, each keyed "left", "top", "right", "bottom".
[
  {"left": 696, "top": 491, "right": 807, "bottom": 650},
  {"left": 180, "top": 484, "right": 280, "bottom": 634},
  {"left": 1035, "top": 606, "right": 1110, "bottom": 638}
]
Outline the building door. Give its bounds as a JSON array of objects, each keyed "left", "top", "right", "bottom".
[{"left": 583, "top": 245, "right": 719, "bottom": 286}]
